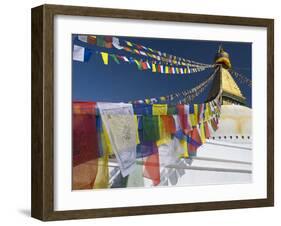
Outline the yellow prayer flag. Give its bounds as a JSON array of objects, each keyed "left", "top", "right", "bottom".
[
  {"left": 156, "top": 116, "right": 171, "bottom": 146},
  {"left": 180, "top": 139, "right": 189, "bottom": 158},
  {"left": 144, "top": 99, "right": 151, "bottom": 104},
  {"left": 101, "top": 52, "right": 108, "bottom": 65},
  {"left": 126, "top": 41, "right": 133, "bottom": 46},
  {"left": 189, "top": 114, "right": 196, "bottom": 127},
  {"left": 160, "top": 96, "right": 166, "bottom": 102},
  {"left": 200, "top": 123, "right": 206, "bottom": 144},
  {"left": 102, "top": 123, "right": 113, "bottom": 155},
  {"left": 152, "top": 63, "right": 157, "bottom": 72},
  {"left": 165, "top": 66, "right": 169, "bottom": 74},
  {"left": 194, "top": 104, "right": 199, "bottom": 125},
  {"left": 134, "top": 115, "right": 140, "bottom": 145},
  {"left": 152, "top": 104, "right": 168, "bottom": 115},
  {"left": 93, "top": 123, "right": 111, "bottom": 189}
]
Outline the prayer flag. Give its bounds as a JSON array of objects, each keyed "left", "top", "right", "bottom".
[
  {"left": 112, "top": 37, "right": 123, "bottom": 50},
  {"left": 165, "top": 66, "right": 169, "bottom": 74},
  {"left": 101, "top": 52, "right": 109, "bottom": 65},
  {"left": 152, "top": 104, "right": 168, "bottom": 115},
  {"left": 157, "top": 64, "right": 161, "bottom": 73},
  {"left": 177, "top": 104, "right": 188, "bottom": 133},
  {"left": 136, "top": 142, "right": 158, "bottom": 158},
  {"left": 110, "top": 54, "right": 120, "bottom": 64},
  {"left": 169, "top": 67, "right": 173, "bottom": 74},
  {"left": 72, "top": 102, "right": 99, "bottom": 166},
  {"left": 142, "top": 116, "right": 160, "bottom": 142},
  {"left": 73, "top": 45, "right": 92, "bottom": 62},
  {"left": 141, "top": 61, "right": 148, "bottom": 70},
  {"left": 160, "top": 65, "right": 164, "bottom": 73},
  {"left": 204, "top": 121, "right": 211, "bottom": 139},
  {"left": 161, "top": 115, "right": 176, "bottom": 134},
  {"left": 123, "top": 56, "right": 129, "bottom": 62},
  {"left": 146, "top": 62, "right": 151, "bottom": 69},
  {"left": 139, "top": 50, "right": 147, "bottom": 56},
  {"left": 126, "top": 41, "right": 133, "bottom": 46},
  {"left": 127, "top": 164, "right": 144, "bottom": 187},
  {"left": 134, "top": 60, "right": 142, "bottom": 70},
  {"left": 199, "top": 123, "right": 206, "bottom": 144},
  {"left": 77, "top": 35, "right": 87, "bottom": 42},
  {"left": 97, "top": 103, "right": 137, "bottom": 177},
  {"left": 133, "top": 49, "right": 139, "bottom": 55},
  {"left": 180, "top": 139, "right": 189, "bottom": 158},
  {"left": 88, "top": 35, "right": 96, "bottom": 44},
  {"left": 72, "top": 159, "right": 98, "bottom": 190},
  {"left": 143, "top": 151, "right": 160, "bottom": 186},
  {"left": 152, "top": 64, "right": 156, "bottom": 72},
  {"left": 156, "top": 116, "right": 171, "bottom": 146},
  {"left": 104, "top": 36, "right": 113, "bottom": 48},
  {"left": 96, "top": 36, "right": 105, "bottom": 47}
]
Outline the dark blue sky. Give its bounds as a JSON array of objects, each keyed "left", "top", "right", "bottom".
[{"left": 72, "top": 34, "right": 252, "bottom": 107}]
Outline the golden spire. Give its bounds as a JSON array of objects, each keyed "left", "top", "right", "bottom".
[
  {"left": 215, "top": 45, "right": 232, "bottom": 69},
  {"left": 206, "top": 45, "right": 246, "bottom": 105}
]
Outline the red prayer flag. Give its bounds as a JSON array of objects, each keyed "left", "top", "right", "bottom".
[
  {"left": 157, "top": 64, "right": 161, "bottom": 73},
  {"left": 169, "top": 67, "right": 173, "bottom": 74},
  {"left": 177, "top": 104, "right": 188, "bottom": 134},
  {"left": 141, "top": 61, "right": 148, "bottom": 70},
  {"left": 72, "top": 102, "right": 99, "bottom": 167},
  {"left": 143, "top": 152, "right": 160, "bottom": 186},
  {"left": 188, "top": 127, "right": 202, "bottom": 153}
]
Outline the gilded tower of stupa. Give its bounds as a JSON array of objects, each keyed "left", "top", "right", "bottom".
[{"left": 206, "top": 46, "right": 246, "bottom": 105}]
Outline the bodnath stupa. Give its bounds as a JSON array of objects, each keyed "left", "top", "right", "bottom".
[{"left": 173, "top": 46, "right": 252, "bottom": 186}]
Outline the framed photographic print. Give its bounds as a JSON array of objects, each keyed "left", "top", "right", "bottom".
[{"left": 31, "top": 4, "right": 274, "bottom": 221}]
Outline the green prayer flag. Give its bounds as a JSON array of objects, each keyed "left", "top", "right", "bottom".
[
  {"left": 142, "top": 116, "right": 160, "bottom": 142},
  {"left": 167, "top": 105, "right": 177, "bottom": 115},
  {"left": 110, "top": 54, "right": 120, "bottom": 64},
  {"left": 96, "top": 36, "right": 105, "bottom": 47}
]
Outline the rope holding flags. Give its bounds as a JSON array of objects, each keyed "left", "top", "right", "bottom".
[
  {"left": 74, "top": 34, "right": 214, "bottom": 69},
  {"left": 229, "top": 69, "right": 252, "bottom": 87},
  {"left": 130, "top": 67, "right": 219, "bottom": 105},
  {"left": 73, "top": 43, "right": 213, "bottom": 76}
]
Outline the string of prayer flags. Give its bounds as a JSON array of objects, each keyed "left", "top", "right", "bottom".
[
  {"left": 130, "top": 67, "right": 219, "bottom": 105},
  {"left": 72, "top": 91, "right": 222, "bottom": 187},
  {"left": 77, "top": 35, "right": 97, "bottom": 44},
  {"left": 229, "top": 69, "right": 252, "bottom": 87},
  {"left": 73, "top": 43, "right": 211, "bottom": 75},
  {"left": 121, "top": 38, "right": 213, "bottom": 68}
]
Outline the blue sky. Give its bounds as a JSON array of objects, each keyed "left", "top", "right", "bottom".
[{"left": 72, "top": 34, "right": 252, "bottom": 107}]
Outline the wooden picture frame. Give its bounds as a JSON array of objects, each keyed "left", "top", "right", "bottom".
[{"left": 31, "top": 4, "right": 274, "bottom": 221}]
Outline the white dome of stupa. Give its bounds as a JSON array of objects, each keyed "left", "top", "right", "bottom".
[{"left": 211, "top": 105, "right": 252, "bottom": 144}]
